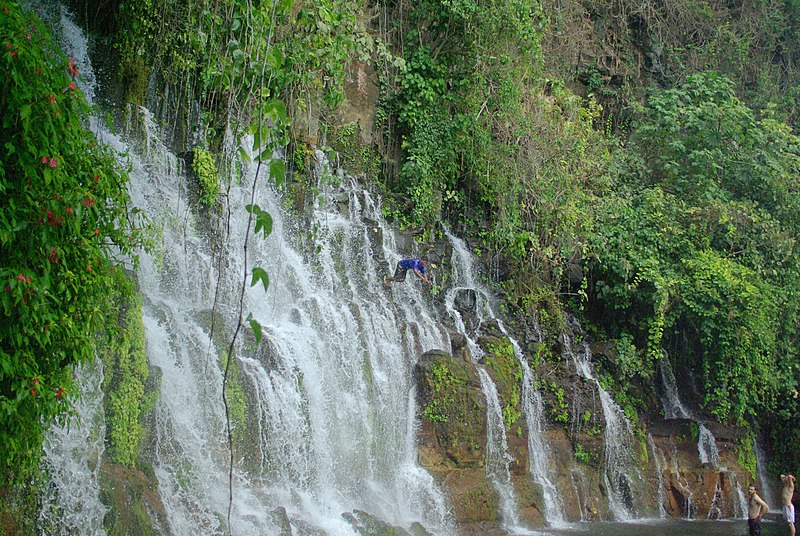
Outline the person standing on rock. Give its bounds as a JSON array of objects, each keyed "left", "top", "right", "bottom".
[
  {"left": 781, "top": 474, "right": 796, "bottom": 536},
  {"left": 384, "top": 255, "right": 431, "bottom": 287},
  {"left": 748, "top": 484, "right": 770, "bottom": 536}
]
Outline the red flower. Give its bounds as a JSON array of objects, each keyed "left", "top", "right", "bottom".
[
  {"left": 35, "top": 68, "right": 40, "bottom": 75},
  {"left": 87, "top": 264, "right": 92, "bottom": 272},
  {"left": 3, "top": 7, "right": 8, "bottom": 13},
  {"left": 26, "top": 34, "right": 31, "bottom": 40},
  {"left": 94, "top": 229, "right": 99, "bottom": 235},
  {"left": 4, "top": 286, "right": 10, "bottom": 292},
  {"left": 67, "top": 58, "right": 78, "bottom": 77},
  {"left": 4, "top": 44, "right": 10, "bottom": 49},
  {"left": 49, "top": 95, "right": 56, "bottom": 105},
  {"left": 30, "top": 389, "right": 36, "bottom": 397},
  {"left": 17, "top": 274, "right": 26, "bottom": 282},
  {"left": 56, "top": 388, "right": 64, "bottom": 398},
  {"left": 84, "top": 198, "right": 94, "bottom": 207},
  {"left": 93, "top": 175, "right": 99, "bottom": 183},
  {"left": 42, "top": 157, "right": 49, "bottom": 164},
  {"left": 49, "top": 158, "right": 57, "bottom": 167},
  {"left": 66, "top": 207, "right": 73, "bottom": 215},
  {"left": 67, "top": 81, "right": 76, "bottom": 91}
]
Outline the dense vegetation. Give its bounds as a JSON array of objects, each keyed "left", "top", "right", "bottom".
[
  {"left": 0, "top": 1, "right": 146, "bottom": 485},
  {"left": 3, "top": 0, "right": 800, "bottom": 525},
  {"left": 380, "top": 0, "right": 800, "bottom": 472}
]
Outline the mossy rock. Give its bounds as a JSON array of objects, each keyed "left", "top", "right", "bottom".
[
  {"left": 99, "top": 460, "right": 166, "bottom": 535},
  {"left": 415, "top": 350, "right": 486, "bottom": 468},
  {"left": 407, "top": 521, "right": 433, "bottom": 536},
  {"left": 454, "top": 477, "right": 500, "bottom": 523},
  {"left": 343, "top": 509, "right": 410, "bottom": 535},
  {"left": 269, "top": 506, "right": 293, "bottom": 535}
]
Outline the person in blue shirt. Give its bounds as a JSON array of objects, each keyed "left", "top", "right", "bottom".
[{"left": 384, "top": 255, "right": 431, "bottom": 286}]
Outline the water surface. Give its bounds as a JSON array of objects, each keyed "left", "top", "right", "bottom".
[{"left": 525, "top": 518, "right": 786, "bottom": 536}]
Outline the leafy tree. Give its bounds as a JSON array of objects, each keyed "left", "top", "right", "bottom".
[{"left": 587, "top": 72, "right": 800, "bottom": 424}]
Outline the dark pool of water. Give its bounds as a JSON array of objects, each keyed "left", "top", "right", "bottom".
[{"left": 504, "top": 516, "right": 789, "bottom": 536}]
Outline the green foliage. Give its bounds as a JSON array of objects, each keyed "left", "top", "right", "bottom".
[
  {"left": 484, "top": 338, "right": 523, "bottom": 431},
  {"left": 218, "top": 352, "right": 248, "bottom": 446},
  {"left": 98, "top": 274, "right": 149, "bottom": 467},
  {"left": 385, "top": 0, "right": 614, "bottom": 303},
  {"left": 588, "top": 72, "right": 800, "bottom": 424},
  {"left": 0, "top": 3, "right": 146, "bottom": 483},
  {"left": 423, "top": 361, "right": 462, "bottom": 423},
  {"left": 574, "top": 443, "right": 591, "bottom": 464},
  {"left": 191, "top": 148, "right": 219, "bottom": 206},
  {"left": 547, "top": 381, "right": 570, "bottom": 425},
  {"left": 736, "top": 435, "right": 758, "bottom": 481}
]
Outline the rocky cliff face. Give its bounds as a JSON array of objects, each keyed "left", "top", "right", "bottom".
[{"left": 413, "top": 261, "right": 757, "bottom": 528}]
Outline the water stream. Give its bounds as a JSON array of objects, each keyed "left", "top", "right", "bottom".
[
  {"left": 658, "top": 357, "right": 747, "bottom": 519},
  {"left": 647, "top": 434, "right": 668, "bottom": 519},
  {"left": 39, "top": 361, "right": 108, "bottom": 535},
  {"left": 444, "top": 231, "right": 566, "bottom": 527},
  {"left": 562, "top": 335, "right": 639, "bottom": 520}
]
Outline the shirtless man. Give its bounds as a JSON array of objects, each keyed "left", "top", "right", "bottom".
[
  {"left": 782, "top": 474, "right": 796, "bottom": 536},
  {"left": 749, "top": 484, "right": 770, "bottom": 536}
]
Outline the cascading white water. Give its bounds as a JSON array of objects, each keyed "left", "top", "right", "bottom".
[
  {"left": 35, "top": 5, "right": 459, "bottom": 531},
  {"left": 563, "top": 339, "right": 639, "bottom": 520},
  {"left": 569, "top": 470, "right": 588, "bottom": 522},
  {"left": 520, "top": 378, "right": 567, "bottom": 526},
  {"left": 667, "top": 438, "right": 694, "bottom": 519},
  {"left": 697, "top": 424, "right": 721, "bottom": 467},
  {"left": 659, "top": 356, "right": 747, "bottom": 519},
  {"left": 695, "top": 423, "right": 747, "bottom": 519},
  {"left": 754, "top": 437, "right": 776, "bottom": 510},
  {"left": 478, "top": 368, "right": 523, "bottom": 528},
  {"left": 647, "top": 434, "right": 667, "bottom": 518},
  {"left": 445, "top": 230, "right": 566, "bottom": 526},
  {"left": 658, "top": 355, "right": 692, "bottom": 420},
  {"left": 39, "top": 360, "right": 108, "bottom": 535},
  {"left": 130, "top": 128, "right": 460, "bottom": 533},
  {"left": 501, "top": 329, "right": 566, "bottom": 527}
]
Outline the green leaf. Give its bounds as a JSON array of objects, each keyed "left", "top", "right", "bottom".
[
  {"left": 251, "top": 266, "right": 269, "bottom": 292},
  {"left": 270, "top": 159, "right": 286, "bottom": 189},
  {"left": 247, "top": 313, "right": 263, "bottom": 343}
]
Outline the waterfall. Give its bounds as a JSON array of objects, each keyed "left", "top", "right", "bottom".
[
  {"left": 660, "top": 357, "right": 747, "bottom": 519},
  {"left": 569, "top": 470, "right": 588, "bottom": 522},
  {"left": 445, "top": 230, "right": 566, "bottom": 526},
  {"left": 668, "top": 438, "right": 695, "bottom": 519},
  {"left": 564, "top": 338, "right": 639, "bottom": 520},
  {"left": 707, "top": 477, "right": 724, "bottom": 519},
  {"left": 134, "top": 134, "right": 459, "bottom": 533},
  {"left": 478, "top": 368, "right": 523, "bottom": 528},
  {"left": 754, "top": 437, "right": 776, "bottom": 510},
  {"left": 697, "top": 424, "right": 721, "bottom": 467},
  {"left": 695, "top": 424, "right": 747, "bottom": 519},
  {"left": 647, "top": 434, "right": 667, "bottom": 518},
  {"left": 522, "top": 389, "right": 567, "bottom": 526},
  {"left": 39, "top": 360, "right": 108, "bottom": 535},
  {"left": 658, "top": 355, "right": 692, "bottom": 420},
  {"left": 729, "top": 472, "right": 748, "bottom": 519},
  {"left": 36, "top": 5, "right": 460, "bottom": 531}
]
